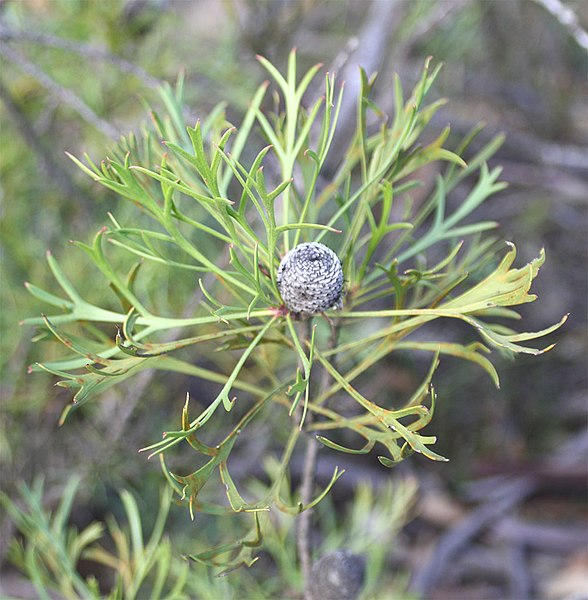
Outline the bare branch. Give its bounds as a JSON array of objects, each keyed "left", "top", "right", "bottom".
[
  {"left": 298, "top": 431, "right": 320, "bottom": 599},
  {"left": 0, "top": 25, "right": 162, "bottom": 89},
  {"left": 321, "top": 0, "right": 405, "bottom": 175},
  {"left": 532, "top": 0, "right": 588, "bottom": 50},
  {"left": 0, "top": 76, "right": 81, "bottom": 200},
  {"left": 409, "top": 478, "right": 536, "bottom": 597},
  {"left": 0, "top": 42, "right": 120, "bottom": 138},
  {"left": 297, "top": 316, "right": 343, "bottom": 599},
  {"left": 296, "top": 319, "right": 318, "bottom": 598},
  {"left": 410, "top": 0, "right": 471, "bottom": 40}
]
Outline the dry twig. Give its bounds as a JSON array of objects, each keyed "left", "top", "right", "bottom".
[
  {"left": 1, "top": 42, "right": 120, "bottom": 138},
  {"left": 0, "top": 26, "right": 161, "bottom": 89},
  {"left": 532, "top": 0, "right": 588, "bottom": 50},
  {"left": 0, "top": 77, "right": 80, "bottom": 200},
  {"left": 409, "top": 477, "right": 536, "bottom": 596}
]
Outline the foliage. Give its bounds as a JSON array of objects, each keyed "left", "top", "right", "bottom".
[
  {"left": 1, "top": 478, "right": 188, "bottom": 600},
  {"left": 1, "top": 474, "right": 418, "bottom": 599},
  {"left": 20, "top": 52, "right": 565, "bottom": 573},
  {"left": 1, "top": 477, "right": 243, "bottom": 599}
]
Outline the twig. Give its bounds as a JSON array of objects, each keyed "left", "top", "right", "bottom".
[
  {"left": 0, "top": 76, "right": 81, "bottom": 200},
  {"left": 532, "top": 0, "right": 588, "bottom": 50},
  {"left": 505, "top": 539, "right": 533, "bottom": 600},
  {"left": 409, "top": 477, "right": 536, "bottom": 596},
  {"left": 0, "top": 42, "right": 120, "bottom": 138},
  {"left": 493, "top": 517, "right": 588, "bottom": 553},
  {"left": 296, "top": 317, "right": 341, "bottom": 599},
  {"left": 410, "top": 0, "right": 471, "bottom": 41},
  {"left": 429, "top": 111, "right": 588, "bottom": 173},
  {"left": 297, "top": 420, "right": 320, "bottom": 598},
  {"left": 321, "top": 0, "right": 471, "bottom": 176},
  {"left": 101, "top": 257, "right": 230, "bottom": 444},
  {"left": 411, "top": 429, "right": 588, "bottom": 596},
  {"left": 322, "top": 0, "right": 405, "bottom": 175},
  {"left": 296, "top": 319, "right": 318, "bottom": 597},
  {"left": 0, "top": 26, "right": 162, "bottom": 89}
]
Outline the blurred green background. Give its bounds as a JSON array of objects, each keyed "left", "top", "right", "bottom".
[{"left": 1, "top": 1, "right": 586, "bottom": 598}]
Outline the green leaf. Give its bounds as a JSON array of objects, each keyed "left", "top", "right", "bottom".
[
  {"left": 316, "top": 435, "right": 374, "bottom": 455},
  {"left": 219, "top": 462, "right": 270, "bottom": 513},
  {"left": 185, "top": 513, "right": 262, "bottom": 574}
]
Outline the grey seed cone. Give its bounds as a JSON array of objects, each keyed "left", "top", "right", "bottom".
[
  {"left": 277, "top": 242, "right": 343, "bottom": 316},
  {"left": 308, "top": 550, "right": 366, "bottom": 600}
]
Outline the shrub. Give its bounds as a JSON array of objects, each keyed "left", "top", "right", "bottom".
[{"left": 17, "top": 52, "right": 565, "bottom": 595}]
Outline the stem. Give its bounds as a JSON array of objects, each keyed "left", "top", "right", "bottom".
[
  {"left": 296, "top": 316, "right": 340, "bottom": 598},
  {"left": 297, "top": 421, "right": 319, "bottom": 597}
]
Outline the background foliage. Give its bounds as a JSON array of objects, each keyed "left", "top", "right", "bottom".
[{"left": 1, "top": 1, "right": 586, "bottom": 599}]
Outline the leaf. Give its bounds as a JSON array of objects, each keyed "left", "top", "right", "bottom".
[
  {"left": 152, "top": 384, "right": 288, "bottom": 519},
  {"left": 315, "top": 350, "right": 447, "bottom": 463},
  {"left": 219, "top": 462, "right": 270, "bottom": 513},
  {"left": 394, "top": 340, "right": 500, "bottom": 388},
  {"left": 316, "top": 435, "right": 375, "bottom": 455},
  {"left": 286, "top": 368, "right": 307, "bottom": 398},
  {"left": 442, "top": 243, "right": 543, "bottom": 312},
  {"left": 395, "top": 165, "right": 506, "bottom": 263},
  {"left": 341, "top": 245, "right": 566, "bottom": 357},
  {"left": 274, "top": 466, "right": 345, "bottom": 515},
  {"left": 184, "top": 513, "right": 262, "bottom": 574},
  {"left": 467, "top": 313, "right": 568, "bottom": 355}
]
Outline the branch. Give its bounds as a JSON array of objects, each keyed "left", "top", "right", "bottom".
[
  {"left": 0, "top": 42, "right": 119, "bottom": 138},
  {"left": 297, "top": 428, "right": 319, "bottom": 598},
  {"left": 410, "top": 429, "right": 588, "bottom": 596},
  {"left": 296, "top": 319, "right": 317, "bottom": 596},
  {"left": 320, "top": 0, "right": 471, "bottom": 176},
  {"left": 409, "top": 477, "right": 536, "bottom": 596},
  {"left": 429, "top": 111, "right": 588, "bottom": 173},
  {"left": 0, "top": 26, "right": 162, "bottom": 89},
  {"left": 297, "top": 316, "right": 342, "bottom": 599},
  {"left": 532, "top": 0, "right": 588, "bottom": 50},
  {"left": 321, "top": 0, "right": 404, "bottom": 175},
  {"left": 0, "top": 76, "right": 80, "bottom": 200},
  {"left": 409, "top": 0, "right": 471, "bottom": 40}
]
